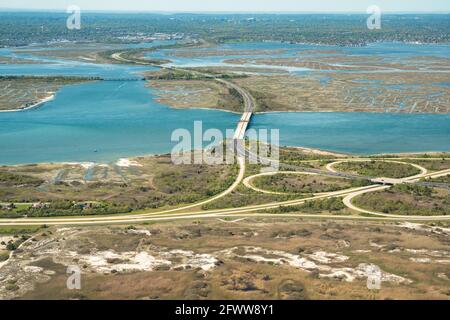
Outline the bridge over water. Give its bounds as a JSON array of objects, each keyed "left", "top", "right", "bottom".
[{"left": 101, "top": 77, "right": 145, "bottom": 81}]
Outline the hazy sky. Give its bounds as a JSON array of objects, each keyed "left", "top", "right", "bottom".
[{"left": 0, "top": 0, "right": 449, "bottom": 13}]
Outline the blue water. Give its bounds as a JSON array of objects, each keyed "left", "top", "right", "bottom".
[
  {"left": 0, "top": 81, "right": 239, "bottom": 165},
  {"left": 250, "top": 112, "right": 450, "bottom": 155},
  {"left": 0, "top": 41, "right": 449, "bottom": 164}
]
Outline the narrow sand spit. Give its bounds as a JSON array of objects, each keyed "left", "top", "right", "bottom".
[{"left": 0, "top": 93, "right": 55, "bottom": 113}]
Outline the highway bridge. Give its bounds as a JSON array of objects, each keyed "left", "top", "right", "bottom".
[
  {"left": 101, "top": 77, "right": 145, "bottom": 81},
  {"left": 234, "top": 111, "right": 253, "bottom": 140},
  {"left": 109, "top": 51, "right": 450, "bottom": 190}
]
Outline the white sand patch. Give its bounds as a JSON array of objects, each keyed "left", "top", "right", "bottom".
[
  {"left": 72, "top": 248, "right": 219, "bottom": 274},
  {"left": 80, "top": 162, "right": 95, "bottom": 169},
  {"left": 358, "top": 263, "right": 411, "bottom": 284},
  {"left": 0, "top": 236, "right": 14, "bottom": 249},
  {"left": 168, "top": 249, "right": 218, "bottom": 271},
  {"left": 405, "top": 248, "right": 450, "bottom": 257},
  {"left": 116, "top": 158, "right": 143, "bottom": 167},
  {"left": 369, "top": 241, "right": 384, "bottom": 248},
  {"left": 397, "top": 222, "right": 450, "bottom": 236},
  {"left": 56, "top": 228, "right": 79, "bottom": 237},
  {"left": 321, "top": 264, "right": 411, "bottom": 284},
  {"left": 307, "top": 251, "right": 349, "bottom": 264},
  {"left": 0, "top": 94, "right": 55, "bottom": 113},
  {"left": 23, "top": 266, "right": 43, "bottom": 273},
  {"left": 127, "top": 229, "right": 152, "bottom": 236},
  {"left": 238, "top": 247, "right": 318, "bottom": 269},
  {"left": 437, "top": 273, "right": 449, "bottom": 281},
  {"left": 435, "top": 259, "right": 450, "bottom": 264},
  {"left": 79, "top": 250, "right": 171, "bottom": 273},
  {"left": 410, "top": 257, "right": 432, "bottom": 263},
  {"left": 320, "top": 269, "right": 357, "bottom": 282},
  {"left": 61, "top": 162, "right": 95, "bottom": 169},
  {"left": 220, "top": 246, "right": 410, "bottom": 284}
]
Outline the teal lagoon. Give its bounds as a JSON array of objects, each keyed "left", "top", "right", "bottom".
[
  {"left": 250, "top": 112, "right": 450, "bottom": 155},
  {"left": 0, "top": 81, "right": 239, "bottom": 165}
]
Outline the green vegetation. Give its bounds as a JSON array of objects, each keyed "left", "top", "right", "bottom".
[
  {"left": 3, "top": 201, "right": 132, "bottom": 219},
  {"left": 249, "top": 89, "right": 286, "bottom": 112},
  {"left": 252, "top": 173, "right": 369, "bottom": 194},
  {"left": 188, "top": 67, "right": 248, "bottom": 79},
  {"left": 427, "top": 174, "right": 450, "bottom": 183},
  {"left": 146, "top": 69, "right": 210, "bottom": 80},
  {"left": 402, "top": 159, "right": 450, "bottom": 171},
  {"left": 393, "top": 184, "right": 434, "bottom": 197},
  {"left": 280, "top": 148, "right": 336, "bottom": 163},
  {"left": 152, "top": 163, "right": 239, "bottom": 206},
  {"left": 334, "top": 161, "right": 421, "bottom": 178},
  {"left": 5, "top": 235, "right": 29, "bottom": 251},
  {"left": 0, "top": 171, "right": 44, "bottom": 187},
  {"left": 265, "top": 197, "right": 346, "bottom": 214},
  {"left": 354, "top": 184, "right": 450, "bottom": 216},
  {"left": 145, "top": 69, "right": 245, "bottom": 80},
  {"left": 0, "top": 252, "right": 10, "bottom": 262},
  {"left": 201, "top": 184, "right": 300, "bottom": 210},
  {"left": 0, "top": 226, "right": 43, "bottom": 235},
  {"left": 217, "top": 87, "right": 245, "bottom": 112}
]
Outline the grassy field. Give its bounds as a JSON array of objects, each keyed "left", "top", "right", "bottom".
[
  {"left": 427, "top": 174, "right": 450, "bottom": 184},
  {"left": 146, "top": 69, "right": 450, "bottom": 114},
  {"left": 354, "top": 184, "right": 450, "bottom": 216},
  {"left": 333, "top": 161, "right": 421, "bottom": 179},
  {"left": 147, "top": 78, "right": 243, "bottom": 112},
  {"left": 252, "top": 173, "right": 369, "bottom": 194},
  {"left": 404, "top": 159, "right": 450, "bottom": 171},
  {"left": 264, "top": 197, "right": 349, "bottom": 215}
]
